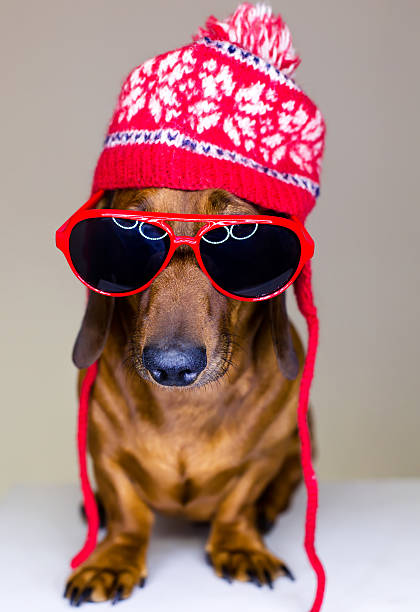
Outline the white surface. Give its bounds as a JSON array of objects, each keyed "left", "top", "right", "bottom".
[{"left": 0, "top": 480, "right": 419, "bottom": 611}]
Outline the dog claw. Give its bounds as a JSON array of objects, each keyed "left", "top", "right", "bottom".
[
  {"left": 112, "top": 585, "right": 124, "bottom": 606},
  {"left": 75, "top": 587, "right": 92, "bottom": 607},
  {"left": 221, "top": 565, "right": 232, "bottom": 584},
  {"left": 281, "top": 563, "right": 295, "bottom": 581},
  {"left": 69, "top": 587, "right": 79, "bottom": 606},
  {"left": 247, "top": 570, "right": 262, "bottom": 587},
  {"left": 139, "top": 577, "right": 146, "bottom": 588},
  {"left": 263, "top": 569, "right": 274, "bottom": 589},
  {"left": 63, "top": 581, "right": 71, "bottom": 598}
]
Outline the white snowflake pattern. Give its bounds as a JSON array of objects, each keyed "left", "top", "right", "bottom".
[
  {"left": 221, "top": 81, "right": 272, "bottom": 150},
  {"left": 187, "top": 63, "right": 236, "bottom": 133},
  {"left": 117, "top": 49, "right": 196, "bottom": 125},
  {"left": 114, "top": 47, "right": 324, "bottom": 177},
  {"left": 261, "top": 106, "right": 324, "bottom": 173}
]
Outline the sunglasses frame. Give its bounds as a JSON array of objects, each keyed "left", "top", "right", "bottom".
[{"left": 56, "top": 190, "right": 315, "bottom": 302}]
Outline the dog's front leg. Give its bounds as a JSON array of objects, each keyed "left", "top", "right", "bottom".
[
  {"left": 64, "top": 456, "right": 154, "bottom": 605},
  {"left": 206, "top": 455, "right": 293, "bottom": 587}
]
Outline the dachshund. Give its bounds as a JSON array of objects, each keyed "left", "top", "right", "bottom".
[{"left": 64, "top": 187, "right": 310, "bottom": 605}]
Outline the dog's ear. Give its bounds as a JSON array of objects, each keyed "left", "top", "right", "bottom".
[
  {"left": 72, "top": 291, "right": 115, "bottom": 369},
  {"left": 269, "top": 292, "right": 299, "bottom": 380}
]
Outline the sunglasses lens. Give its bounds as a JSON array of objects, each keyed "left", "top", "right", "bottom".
[
  {"left": 199, "top": 223, "right": 301, "bottom": 298},
  {"left": 69, "top": 217, "right": 170, "bottom": 293}
]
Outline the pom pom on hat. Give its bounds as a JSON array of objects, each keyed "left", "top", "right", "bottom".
[{"left": 193, "top": 2, "right": 300, "bottom": 75}]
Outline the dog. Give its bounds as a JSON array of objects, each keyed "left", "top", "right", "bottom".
[{"left": 64, "top": 186, "right": 310, "bottom": 605}]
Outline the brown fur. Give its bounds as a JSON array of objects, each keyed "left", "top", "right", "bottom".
[{"left": 64, "top": 188, "right": 308, "bottom": 605}]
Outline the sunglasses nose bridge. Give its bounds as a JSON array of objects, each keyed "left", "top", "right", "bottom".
[{"left": 173, "top": 235, "right": 198, "bottom": 247}]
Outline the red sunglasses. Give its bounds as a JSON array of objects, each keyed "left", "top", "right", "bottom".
[{"left": 56, "top": 190, "right": 314, "bottom": 302}]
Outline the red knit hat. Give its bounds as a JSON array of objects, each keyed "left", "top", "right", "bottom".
[
  {"left": 74, "top": 4, "right": 326, "bottom": 611},
  {"left": 92, "top": 3, "right": 324, "bottom": 221}
]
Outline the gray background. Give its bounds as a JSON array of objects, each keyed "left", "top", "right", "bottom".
[{"left": 1, "top": 0, "right": 419, "bottom": 495}]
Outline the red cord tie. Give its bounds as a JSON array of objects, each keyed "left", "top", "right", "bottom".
[
  {"left": 70, "top": 361, "right": 99, "bottom": 569},
  {"left": 294, "top": 262, "right": 326, "bottom": 611}
]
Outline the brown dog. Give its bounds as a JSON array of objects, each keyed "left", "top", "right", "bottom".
[{"left": 64, "top": 187, "right": 308, "bottom": 605}]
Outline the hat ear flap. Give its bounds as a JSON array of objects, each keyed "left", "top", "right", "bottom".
[
  {"left": 72, "top": 291, "right": 115, "bottom": 369},
  {"left": 269, "top": 292, "right": 299, "bottom": 380}
]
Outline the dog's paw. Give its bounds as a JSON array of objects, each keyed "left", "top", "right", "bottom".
[
  {"left": 64, "top": 565, "right": 146, "bottom": 605},
  {"left": 205, "top": 547, "right": 293, "bottom": 588},
  {"left": 63, "top": 536, "right": 149, "bottom": 606}
]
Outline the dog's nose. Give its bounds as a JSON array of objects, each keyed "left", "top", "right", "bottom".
[{"left": 142, "top": 344, "right": 207, "bottom": 386}]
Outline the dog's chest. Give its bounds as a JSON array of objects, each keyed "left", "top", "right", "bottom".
[
  {"left": 122, "top": 407, "right": 265, "bottom": 518},
  {"left": 96, "top": 362, "right": 290, "bottom": 519}
]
